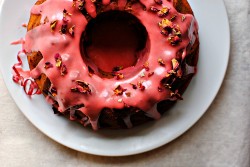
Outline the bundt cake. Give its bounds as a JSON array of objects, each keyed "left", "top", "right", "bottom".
[{"left": 14, "top": 0, "right": 199, "bottom": 130}]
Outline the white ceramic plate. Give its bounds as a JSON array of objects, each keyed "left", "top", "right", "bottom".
[{"left": 0, "top": 0, "right": 230, "bottom": 156}]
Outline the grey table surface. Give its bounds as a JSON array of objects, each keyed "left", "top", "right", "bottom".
[{"left": 0, "top": 0, "right": 250, "bottom": 166}]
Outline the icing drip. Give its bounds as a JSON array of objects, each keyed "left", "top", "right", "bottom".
[
  {"left": 22, "top": 0, "right": 199, "bottom": 129},
  {"left": 123, "top": 115, "right": 133, "bottom": 128},
  {"left": 145, "top": 105, "right": 161, "bottom": 120}
]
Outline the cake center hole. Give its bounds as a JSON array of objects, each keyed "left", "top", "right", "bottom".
[{"left": 81, "top": 10, "right": 149, "bottom": 76}]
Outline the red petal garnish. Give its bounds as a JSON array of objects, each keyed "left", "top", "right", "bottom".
[
  {"left": 60, "top": 64, "right": 67, "bottom": 76},
  {"left": 158, "top": 58, "right": 165, "bottom": 66},
  {"left": 125, "top": 92, "right": 131, "bottom": 97},
  {"left": 148, "top": 72, "right": 155, "bottom": 77},
  {"left": 171, "top": 58, "right": 179, "bottom": 70},
  {"left": 170, "top": 15, "right": 177, "bottom": 21},
  {"left": 62, "top": 9, "right": 70, "bottom": 22},
  {"left": 60, "top": 24, "right": 68, "bottom": 34},
  {"left": 54, "top": 53, "right": 62, "bottom": 67},
  {"left": 71, "top": 80, "right": 91, "bottom": 94},
  {"left": 116, "top": 73, "right": 124, "bottom": 80},
  {"left": 130, "top": 83, "right": 137, "bottom": 89},
  {"left": 50, "top": 20, "right": 57, "bottom": 31},
  {"left": 44, "top": 62, "right": 53, "bottom": 69},
  {"left": 137, "top": 81, "right": 145, "bottom": 91},
  {"left": 88, "top": 66, "right": 95, "bottom": 77},
  {"left": 157, "top": 7, "right": 169, "bottom": 17},
  {"left": 69, "top": 25, "right": 75, "bottom": 37},
  {"left": 159, "top": 18, "right": 173, "bottom": 35},
  {"left": 143, "top": 62, "right": 150, "bottom": 71},
  {"left": 113, "top": 85, "right": 125, "bottom": 96}
]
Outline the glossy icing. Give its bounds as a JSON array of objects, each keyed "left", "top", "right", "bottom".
[{"left": 22, "top": 0, "right": 198, "bottom": 130}]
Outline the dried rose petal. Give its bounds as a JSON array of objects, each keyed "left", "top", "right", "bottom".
[
  {"left": 116, "top": 73, "right": 124, "bottom": 80},
  {"left": 170, "top": 15, "right": 177, "bottom": 21},
  {"left": 63, "top": 9, "right": 71, "bottom": 22},
  {"left": 159, "top": 19, "right": 173, "bottom": 29},
  {"left": 174, "top": 30, "right": 182, "bottom": 37},
  {"left": 55, "top": 53, "right": 62, "bottom": 67},
  {"left": 130, "top": 83, "right": 137, "bottom": 89},
  {"left": 63, "top": 9, "right": 67, "bottom": 15},
  {"left": 113, "top": 85, "right": 125, "bottom": 96},
  {"left": 50, "top": 20, "right": 57, "bottom": 31},
  {"left": 168, "top": 35, "right": 182, "bottom": 45},
  {"left": 158, "top": 58, "right": 165, "bottom": 66},
  {"left": 69, "top": 25, "right": 75, "bottom": 37},
  {"left": 171, "top": 58, "right": 179, "bottom": 70},
  {"left": 60, "top": 24, "right": 67, "bottom": 34},
  {"left": 44, "top": 62, "right": 53, "bottom": 69},
  {"left": 143, "top": 61, "right": 150, "bottom": 71},
  {"left": 159, "top": 18, "right": 173, "bottom": 35},
  {"left": 125, "top": 92, "right": 131, "bottom": 97},
  {"left": 54, "top": 53, "right": 61, "bottom": 59},
  {"left": 71, "top": 80, "right": 91, "bottom": 94},
  {"left": 44, "top": 16, "right": 49, "bottom": 24},
  {"left": 61, "top": 64, "right": 67, "bottom": 76},
  {"left": 158, "top": 7, "right": 169, "bottom": 17},
  {"left": 76, "top": 80, "right": 91, "bottom": 93},
  {"left": 137, "top": 81, "right": 145, "bottom": 91},
  {"left": 148, "top": 72, "right": 155, "bottom": 77},
  {"left": 88, "top": 66, "right": 95, "bottom": 77}
]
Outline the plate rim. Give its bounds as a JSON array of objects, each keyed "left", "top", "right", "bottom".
[{"left": 0, "top": 0, "right": 230, "bottom": 156}]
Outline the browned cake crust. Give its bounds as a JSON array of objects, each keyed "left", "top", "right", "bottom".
[{"left": 27, "top": 0, "right": 199, "bottom": 129}]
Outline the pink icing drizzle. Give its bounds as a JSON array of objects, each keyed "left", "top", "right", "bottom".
[{"left": 23, "top": 0, "right": 198, "bottom": 130}]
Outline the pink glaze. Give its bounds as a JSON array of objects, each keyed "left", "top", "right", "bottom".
[{"left": 23, "top": 0, "right": 198, "bottom": 130}]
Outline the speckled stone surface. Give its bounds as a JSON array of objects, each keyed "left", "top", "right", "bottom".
[{"left": 0, "top": 0, "right": 250, "bottom": 166}]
